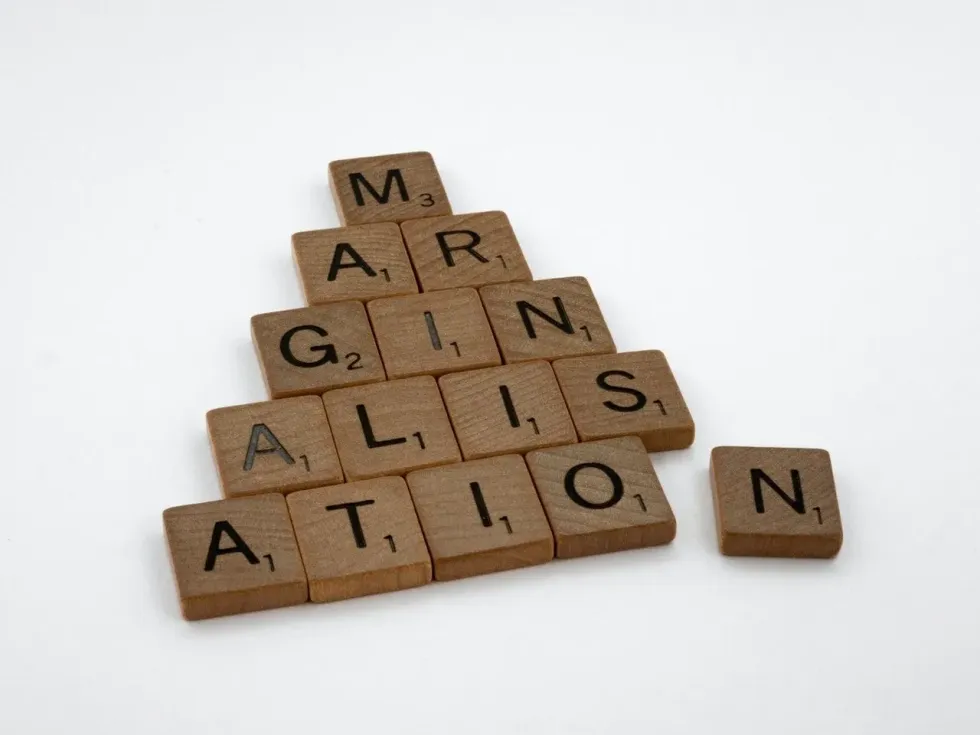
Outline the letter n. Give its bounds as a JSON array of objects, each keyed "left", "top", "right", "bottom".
[{"left": 751, "top": 468, "right": 806, "bottom": 514}]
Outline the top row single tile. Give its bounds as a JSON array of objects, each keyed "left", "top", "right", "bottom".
[{"left": 329, "top": 152, "right": 452, "bottom": 226}]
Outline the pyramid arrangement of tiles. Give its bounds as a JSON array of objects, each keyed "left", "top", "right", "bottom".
[{"left": 163, "top": 152, "right": 845, "bottom": 621}]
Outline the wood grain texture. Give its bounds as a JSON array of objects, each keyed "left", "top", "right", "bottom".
[
  {"left": 525, "top": 437, "right": 676, "bottom": 559},
  {"left": 367, "top": 287, "right": 501, "bottom": 380},
  {"left": 292, "top": 223, "right": 418, "bottom": 304},
  {"left": 553, "top": 350, "right": 695, "bottom": 452},
  {"left": 400, "top": 210, "right": 532, "bottom": 292},
  {"left": 163, "top": 494, "right": 308, "bottom": 620},
  {"left": 321, "top": 376, "right": 461, "bottom": 481},
  {"left": 251, "top": 302, "right": 385, "bottom": 399},
  {"left": 286, "top": 477, "right": 431, "bottom": 603},
  {"left": 479, "top": 276, "right": 615, "bottom": 363},
  {"left": 710, "top": 446, "right": 843, "bottom": 558},
  {"left": 438, "top": 361, "right": 577, "bottom": 460},
  {"left": 406, "top": 455, "right": 554, "bottom": 581},
  {"left": 329, "top": 152, "right": 451, "bottom": 225},
  {"left": 206, "top": 397, "right": 343, "bottom": 498}
]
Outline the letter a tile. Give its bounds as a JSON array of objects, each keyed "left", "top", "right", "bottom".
[
  {"left": 439, "top": 362, "right": 577, "bottom": 460},
  {"left": 710, "top": 446, "right": 843, "bottom": 558},
  {"left": 553, "top": 350, "right": 695, "bottom": 452},
  {"left": 407, "top": 456, "right": 554, "bottom": 581},
  {"left": 401, "top": 211, "right": 532, "bottom": 292},
  {"left": 293, "top": 224, "right": 418, "bottom": 305},
  {"left": 480, "top": 277, "right": 615, "bottom": 363},
  {"left": 368, "top": 288, "right": 501, "bottom": 380},
  {"left": 206, "top": 397, "right": 344, "bottom": 498},
  {"left": 329, "top": 151, "right": 452, "bottom": 226},
  {"left": 287, "top": 477, "right": 432, "bottom": 603},
  {"left": 252, "top": 302, "right": 385, "bottom": 398},
  {"left": 525, "top": 437, "right": 676, "bottom": 559},
  {"left": 164, "top": 494, "right": 308, "bottom": 620},
  {"left": 322, "top": 376, "right": 461, "bottom": 481}
]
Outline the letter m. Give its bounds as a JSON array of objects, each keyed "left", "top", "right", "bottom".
[{"left": 349, "top": 169, "right": 409, "bottom": 206}]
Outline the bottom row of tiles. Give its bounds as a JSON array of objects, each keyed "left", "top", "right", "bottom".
[{"left": 164, "top": 438, "right": 843, "bottom": 621}]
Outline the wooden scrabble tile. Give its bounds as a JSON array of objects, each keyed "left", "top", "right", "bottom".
[
  {"left": 525, "top": 437, "right": 676, "bottom": 559},
  {"left": 287, "top": 477, "right": 431, "bottom": 603},
  {"left": 553, "top": 350, "right": 695, "bottom": 452},
  {"left": 400, "top": 211, "right": 532, "bottom": 292},
  {"left": 406, "top": 455, "right": 554, "bottom": 581},
  {"left": 710, "top": 446, "right": 843, "bottom": 558},
  {"left": 293, "top": 223, "right": 418, "bottom": 305},
  {"left": 164, "top": 494, "right": 308, "bottom": 620},
  {"left": 329, "top": 152, "right": 451, "bottom": 226},
  {"left": 206, "top": 396, "right": 343, "bottom": 498},
  {"left": 322, "top": 376, "right": 461, "bottom": 481},
  {"left": 480, "top": 277, "right": 615, "bottom": 363},
  {"left": 251, "top": 302, "right": 385, "bottom": 399},
  {"left": 439, "top": 361, "right": 577, "bottom": 460},
  {"left": 367, "top": 288, "right": 501, "bottom": 380}
]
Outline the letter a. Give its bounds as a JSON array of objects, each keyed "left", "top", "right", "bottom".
[
  {"left": 243, "top": 423, "right": 295, "bottom": 471},
  {"left": 204, "top": 520, "right": 260, "bottom": 571}
]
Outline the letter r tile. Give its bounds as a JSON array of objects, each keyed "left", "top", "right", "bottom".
[
  {"left": 206, "top": 397, "right": 344, "bottom": 499},
  {"left": 401, "top": 211, "right": 532, "bottom": 292},
  {"left": 322, "top": 376, "right": 460, "bottom": 481},
  {"left": 287, "top": 477, "right": 432, "bottom": 603},
  {"left": 710, "top": 446, "right": 843, "bottom": 558},
  {"left": 329, "top": 151, "right": 452, "bottom": 225}
]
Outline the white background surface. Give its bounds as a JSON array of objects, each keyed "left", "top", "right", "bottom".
[{"left": 2, "top": 1, "right": 978, "bottom": 732}]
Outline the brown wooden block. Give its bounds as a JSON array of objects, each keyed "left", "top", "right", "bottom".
[
  {"left": 251, "top": 302, "right": 385, "bottom": 399},
  {"left": 710, "top": 446, "right": 843, "bottom": 558},
  {"left": 286, "top": 477, "right": 431, "bottom": 603},
  {"left": 553, "top": 350, "right": 695, "bottom": 452},
  {"left": 439, "top": 361, "right": 577, "bottom": 460},
  {"left": 525, "top": 437, "right": 676, "bottom": 559},
  {"left": 329, "top": 152, "right": 451, "bottom": 226},
  {"left": 406, "top": 455, "right": 554, "bottom": 581},
  {"left": 293, "top": 223, "right": 418, "bottom": 305},
  {"left": 367, "top": 288, "right": 501, "bottom": 380},
  {"left": 206, "top": 396, "right": 343, "bottom": 498},
  {"left": 400, "top": 211, "right": 532, "bottom": 292},
  {"left": 163, "top": 494, "right": 308, "bottom": 620},
  {"left": 322, "top": 376, "right": 460, "bottom": 481},
  {"left": 479, "top": 277, "right": 615, "bottom": 363}
]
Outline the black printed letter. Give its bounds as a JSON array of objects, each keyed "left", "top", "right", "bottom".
[
  {"left": 280, "top": 325, "right": 339, "bottom": 367},
  {"left": 436, "top": 230, "right": 488, "bottom": 267},
  {"left": 564, "top": 462, "right": 624, "bottom": 510},
  {"left": 326, "top": 500, "right": 376, "bottom": 548},
  {"left": 517, "top": 297, "right": 574, "bottom": 339},
  {"left": 596, "top": 370, "right": 647, "bottom": 412},
  {"left": 349, "top": 169, "right": 409, "bottom": 206},
  {"left": 327, "top": 242, "right": 377, "bottom": 281},
  {"left": 751, "top": 469, "right": 806, "bottom": 514},
  {"left": 204, "top": 521, "right": 260, "bottom": 571},
  {"left": 356, "top": 404, "right": 407, "bottom": 449},
  {"left": 243, "top": 424, "right": 294, "bottom": 471}
]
